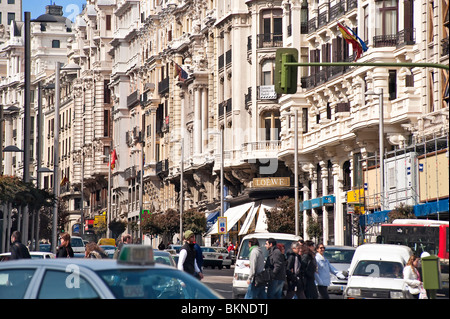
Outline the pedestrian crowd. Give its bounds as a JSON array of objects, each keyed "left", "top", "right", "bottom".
[{"left": 245, "top": 238, "right": 346, "bottom": 299}]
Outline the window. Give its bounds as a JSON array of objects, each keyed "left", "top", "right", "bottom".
[
  {"left": 388, "top": 69, "right": 397, "bottom": 100},
  {"left": 38, "top": 270, "right": 99, "bottom": 299},
  {"left": 7, "top": 12, "right": 15, "bottom": 25},
  {"left": 261, "top": 60, "right": 275, "bottom": 85},
  {"left": 0, "top": 269, "right": 36, "bottom": 299},
  {"left": 375, "top": 0, "right": 398, "bottom": 36},
  {"left": 302, "top": 108, "right": 308, "bottom": 133},
  {"left": 106, "top": 15, "right": 112, "bottom": 31},
  {"left": 260, "top": 9, "right": 283, "bottom": 46},
  {"left": 8, "top": 0, "right": 16, "bottom": 4},
  {"left": 52, "top": 40, "right": 60, "bottom": 48},
  {"left": 262, "top": 111, "right": 281, "bottom": 141}
]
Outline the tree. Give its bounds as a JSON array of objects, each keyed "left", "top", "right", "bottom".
[
  {"left": 109, "top": 219, "right": 127, "bottom": 239},
  {"left": 141, "top": 212, "right": 163, "bottom": 237},
  {"left": 265, "top": 196, "right": 301, "bottom": 234},
  {"left": 306, "top": 215, "right": 322, "bottom": 242},
  {"left": 160, "top": 209, "right": 181, "bottom": 241},
  {"left": 388, "top": 203, "right": 415, "bottom": 223},
  {"left": 183, "top": 208, "right": 206, "bottom": 235}
]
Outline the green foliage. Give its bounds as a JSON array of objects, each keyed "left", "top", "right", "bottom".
[
  {"left": 306, "top": 216, "right": 322, "bottom": 241},
  {"left": 183, "top": 208, "right": 206, "bottom": 235},
  {"left": 109, "top": 219, "right": 127, "bottom": 239},
  {"left": 265, "top": 196, "right": 301, "bottom": 234},
  {"left": 388, "top": 203, "right": 415, "bottom": 223}
]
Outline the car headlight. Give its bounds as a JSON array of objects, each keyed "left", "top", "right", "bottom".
[
  {"left": 346, "top": 288, "right": 361, "bottom": 297},
  {"left": 234, "top": 273, "right": 249, "bottom": 281},
  {"left": 390, "top": 291, "right": 405, "bottom": 299}
]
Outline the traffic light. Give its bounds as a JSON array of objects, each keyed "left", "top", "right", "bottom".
[{"left": 274, "top": 48, "right": 298, "bottom": 94}]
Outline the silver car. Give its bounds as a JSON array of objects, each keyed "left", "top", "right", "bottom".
[{"left": 323, "top": 245, "right": 356, "bottom": 294}]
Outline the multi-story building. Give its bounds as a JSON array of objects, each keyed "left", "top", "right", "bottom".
[
  {"left": 109, "top": 0, "right": 143, "bottom": 238},
  {"left": 1, "top": 0, "right": 448, "bottom": 247}
]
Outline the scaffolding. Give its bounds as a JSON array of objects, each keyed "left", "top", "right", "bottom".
[{"left": 358, "top": 131, "right": 449, "bottom": 240}]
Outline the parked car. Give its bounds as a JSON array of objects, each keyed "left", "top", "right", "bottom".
[
  {"left": 0, "top": 252, "right": 55, "bottom": 261},
  {"left": 344, "top": 244, "right": 413, "bottom": 299},
  {"left": 200, "top": 247, "right": 223, "bottom": 269},
  {"left": 154, "top": 250, "right": 176, "bottom": 267},
  {"left": 213, "top": 247, "right": 232, "bottom": 269},
  {"left": 99, "top": 245, "right": 117, "bottom": 259},
  {"left": 322, "top": 245, "right": 356, "bottom": 294},
  {"left": 70, "top": 236, "right": 85, "bottom": 254}
]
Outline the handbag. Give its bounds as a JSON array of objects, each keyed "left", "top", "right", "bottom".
[
  {"left": 418, "top": 284, "right": 428, "bottom": 299},
  {"left": 254, "top": 269, "right": 271, "bottom": 287}
]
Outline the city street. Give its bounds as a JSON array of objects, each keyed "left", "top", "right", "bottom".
[{"left": 201, "top": 266, "right": 342, "bottom": 299}]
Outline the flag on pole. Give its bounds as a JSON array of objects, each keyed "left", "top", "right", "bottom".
[
  {"left": 60, "top": 176, "right": 69, "bottom": 186},
  {"left": 174, "top": 63, "right": 188, "bottom": 82},
  {"left": 109, "top": 149, "right": 118, "bottom": 170},
  {"left": 337, "top": 22, "right": 366, "bottom": 61}
]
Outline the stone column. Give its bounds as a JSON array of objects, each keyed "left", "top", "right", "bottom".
[{"left": 193, "top": 86, "right": 202, "bottom": 155}]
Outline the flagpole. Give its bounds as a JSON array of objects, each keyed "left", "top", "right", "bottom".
[{"left": 107, "top": 152, "right": 111, "bottom": 238}]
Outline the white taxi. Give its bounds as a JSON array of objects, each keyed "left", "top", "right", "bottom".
[{"left": 0, "top": 245, "right": 222, "bottom": 299}]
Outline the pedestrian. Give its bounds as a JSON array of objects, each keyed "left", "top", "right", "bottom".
[
  {"left": 85, "top": 242, "right": 108, "bottom": 259},
  {"left": 114, "top": 234, "right": 132, "bottom": 259},
  {"left": 245, "top": 238, "right": 266, "bottom": 299},
  {"left": 301, "top": 240, "right": 318, "bottom": 299},
  {"left": 403, "top": 254, "right": 426, "bottom": 299},
  {"left": 177, "top": 230, "right": 203, "bottom": 279},
  {"left": 265, "top": 238, "right": 287, "bottom": 299},
  {"left": 285, "top": 241, "right": 306, "bottom": 299},
  {"left": 194, "top": 241, "right": 204, "bottom": 279},
  {"left": 158, "top": 241, "right": 166, "bottom": 250},
  {"left": 56, "top": 233, "right": 74, "bottom": 258},
  {"left": 10, "top": 231, "right": 31, "bottom": 260},
  {"left": 315, "top": 243, "right": 345, "bottom": 299},
  {"left": 227, "top": 241, "right": 235, "bottom": 252}
]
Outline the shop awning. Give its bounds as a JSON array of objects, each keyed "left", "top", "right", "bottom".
[
  {"left": 205, "top": 202, "right": 254, "bottom": 236},
  {"left": 255, "top": 200, "right": 277, "bottom": 233},
  {"left": 238, "top": 200, "right": 277, "bottom": 235},
  {"left": 206, "top": 211, "right": 219, "bottom": 231}
]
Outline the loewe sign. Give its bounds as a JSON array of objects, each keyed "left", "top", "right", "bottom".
[{"left": 253, "top": 177, "right": 290, "bottom": 188}]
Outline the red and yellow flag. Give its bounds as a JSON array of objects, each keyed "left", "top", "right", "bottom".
[
  {"left": 337, "top": 23, "right": 363, "bottom": 61},
  {"left": 109, "top": 149, "right": 118, "bottom": 170}
]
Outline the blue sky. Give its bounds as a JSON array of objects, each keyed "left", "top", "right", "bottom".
[{"left": 23, "top": 0, "right": 87, "bottom": 21}]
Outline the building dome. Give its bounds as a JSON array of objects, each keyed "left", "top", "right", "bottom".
[{"left": 33, "top": 4, "right": 72, "bottom": 27}]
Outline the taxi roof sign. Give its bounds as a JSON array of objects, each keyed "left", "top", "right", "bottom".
[{"left": 118, "top": 245, "right": 155, "bottom": 266}]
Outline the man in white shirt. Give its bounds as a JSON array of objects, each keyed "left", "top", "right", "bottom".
[{"left": 177, "top": 230, "right": 203, "bottom": 279}]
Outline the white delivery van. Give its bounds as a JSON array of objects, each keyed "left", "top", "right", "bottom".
[
  {"left": 344, "top": 244, "right": 413, "bottom": 299},
  {"left": 232, "top": 232, "right": 302, "bottom": 299}
]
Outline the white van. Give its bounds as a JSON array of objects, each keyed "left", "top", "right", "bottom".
[
  {"left": 232, "top": 232, "right": 302, "bottom": 299},
  {"left": 344, "top": 244, "right": 413, "bottom": 299}
]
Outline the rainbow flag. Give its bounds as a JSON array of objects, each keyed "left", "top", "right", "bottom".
[{"left": 337, "top": 23, "right": 366, "bottom": 61}]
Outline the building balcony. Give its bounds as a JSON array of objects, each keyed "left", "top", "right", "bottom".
[
  {"left": 241, "top": 140, "right": 281, "bottom": 160},
  {"left": 373, "top": 29, "right": 415, "bottom": 48},
  {"left": 158, "top": 77, "right": 169, "bottom": 95},
  {"left": 257, "top": 33, "right": 283, "bottom": 49}
]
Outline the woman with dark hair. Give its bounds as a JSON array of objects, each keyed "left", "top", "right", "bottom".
[
  {"left": 56, "top": 233, "right": 74, "bottom": 258},
  {"left": 301, "top": 240, "right": 318, "bottom": 299}
]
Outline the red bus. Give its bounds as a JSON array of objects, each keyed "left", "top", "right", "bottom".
[{"left": 378, "top": 219, "right": 449, "bottom": 296}]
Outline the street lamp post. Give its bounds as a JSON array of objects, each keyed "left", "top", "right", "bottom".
[
  {"left": 171, "top": 138, "right": 184, "bottom": 242},
  {"left": 365, "top": 88, "right": 385, "bottom": 211},
  {"left": 284, "top": 110, "right": 300, "bottom": 236},
  {"left": 209, "top": 128, "right": 224, "bottom": 246}
]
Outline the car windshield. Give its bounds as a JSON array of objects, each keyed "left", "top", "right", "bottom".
[
  {"left": 238, "top": 238, "right": 297, "bottom": 260},
  {"left": 97, "top": 269, "right": 220, "bottom": 299},
  {"left": 353, "top": 260, "right": 404, "bottom": 278},
  {"left": 71, "top": 238, "right": 84, "bottom": 248},
  {"left": 323, "top": 248, "right": 355, "bottom": 263}
]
